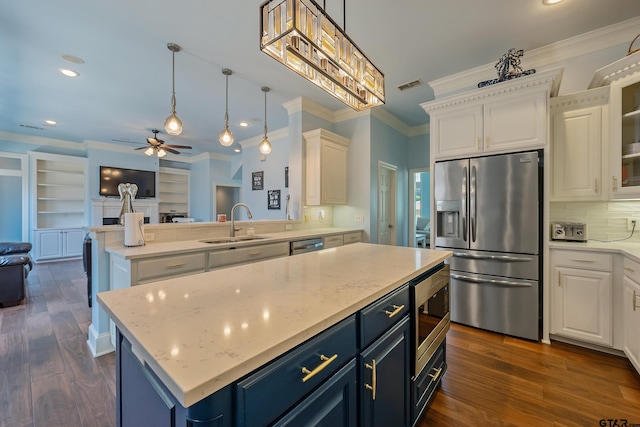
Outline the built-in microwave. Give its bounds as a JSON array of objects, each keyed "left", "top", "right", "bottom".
[{"left": 411, "top": 264, "right": 450, "bottom": 376}]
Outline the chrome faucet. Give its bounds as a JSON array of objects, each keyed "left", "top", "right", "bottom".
[{"left": 230, "top": 203, "right": 253, "bottom": 237}]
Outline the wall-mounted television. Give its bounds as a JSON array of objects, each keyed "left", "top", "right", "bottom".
[{"left": 99, "top": 166, "right": 156, "bottom": 198}]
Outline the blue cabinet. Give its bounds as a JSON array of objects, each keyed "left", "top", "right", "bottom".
[
  {"left": 360, "top": 316, "right": 411, "bottom": 427},
  {"left": 411, "top": 339, "right": 446, "bottom": 424},
  {"left": 273, "top": 359, "right": 357, "bottom": 426},
  {"left": 117, "top": 333, "right": 232, "bottom": 427}
]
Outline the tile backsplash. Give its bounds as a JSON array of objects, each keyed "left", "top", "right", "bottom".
[{"left": 550, "top": 201, "right": 640, "bottom": 243}]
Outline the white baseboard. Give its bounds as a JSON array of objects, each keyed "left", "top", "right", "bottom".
[{"left": 87, "top": 323, "right": 115, "bottom": 357}]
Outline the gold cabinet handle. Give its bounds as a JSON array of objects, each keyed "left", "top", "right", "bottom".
[
  {"left": 365, "top": 359, "right": 377, "bottom": 400},
  {"left": 570, "top": 259, "right": 595, "bottom": 263},
  {"left": 429, "top": 367, "right": 443, "bottom": 382},
  {"left": 485, "top": 136, "right": 490, "bottom": 148},
  {"left": 634, "top": 291, "right": 639, "bottom": 312},
  {"left": 301, "top": 354, "right": 337, "bottom": 383},
  {"left": 558, "top": 270, "right": 561, "bottom": 287},
  {"left": 613, "top": 176, "right": 618, "bottom": 192},
  {"left": 625, "top": 267, "right": 636, "bottom": 272},
  {"left": 249, "top": 251, "right": 262, "bottom": 257},
  {"left": 595, "top": 178, "right": 599, "bottom": 193},
  {"left": 166, "top": 262, "right": 187, "bottom": 268},
  {"left": 477, "top": 137, "right": 482, "bottom": 150},
  {"left": 384, "top": 304, "right": 405, "bottom": 318}
]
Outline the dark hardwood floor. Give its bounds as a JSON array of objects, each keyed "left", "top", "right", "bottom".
[{"left": 1, "top": 260, "right": 639, "bottom": 426}]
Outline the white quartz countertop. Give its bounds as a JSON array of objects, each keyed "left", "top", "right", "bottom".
[
  {"left": 549, "top": 240, "right": 640, "bottom": 262},
  {"left": 106, "top": 227, "right": 362, "bottom": 260},
  {"left": 97, "top": 243, "right": 451, "bottom": 407}
]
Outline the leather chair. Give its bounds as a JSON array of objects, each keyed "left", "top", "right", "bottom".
[{"left": 0, "top": 242, "right": 32, "bottom": 307}]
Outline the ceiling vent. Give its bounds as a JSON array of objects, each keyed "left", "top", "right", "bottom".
[
  {"left": 20, "top": 124, "right": 44, "bottom": 130},
  {"left": 397, "top": 79, "right": 424, "bottom": 91}
]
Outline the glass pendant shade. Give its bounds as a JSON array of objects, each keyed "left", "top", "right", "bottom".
[
  {"left": 219, "top": 68, "right": 234, "bottom": 147},
  {"left": 157, "top": 149, "right": 167, "bottom": 158},
  {"left": 260, "top": 0, "right": 385, "bottom": 111},
  {"left": 164, "top": 43, "right": 183, "bottom": 136},
  {"left": 259, "top": 86, "right": 272, "bottom": 155},
  {"left": 164, "top": 112, "right": 183, "bottom": 136},
  {"left": 259, "top": 137, "right": 272, "bottom": 155},
  {"left": 144, "top": 147, "right": 154, "bottom": 156}
]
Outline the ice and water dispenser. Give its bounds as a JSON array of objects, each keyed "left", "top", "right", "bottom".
[{"left": 435, "top": 200, "right": 461, "bottom": 239}]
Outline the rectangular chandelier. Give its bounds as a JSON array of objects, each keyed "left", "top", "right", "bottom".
[{"left": 260, "top": 0, "right": 385, "bottom": 111}]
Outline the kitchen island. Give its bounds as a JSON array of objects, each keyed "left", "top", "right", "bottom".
[{"left": 97, "top": 243, "right": 451, "bottom": 426}]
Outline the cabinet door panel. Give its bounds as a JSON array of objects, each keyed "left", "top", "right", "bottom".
[
  {"left": 360, "top": 316, "right": 410, "bottom": 427},
  {"left": 63, "top": 228, "right": 85, "bottom": 257},
  {"left": 431, "top": 104, "right": 483, "bottom": 159},
  {"left": 484, "top": 90, "right": 546, "bottom": 152},
  {"left": 36, "top": 230, "right": 62, "bottom": 259},
  {"left": 273, "top": 360, "right": 357, "bottom": 427},
  {"left": 623, "top": 276, "right": 640, "bottom": 374},
  {"left": 553, "top": 267, "right": 612, "bottom": 345},
  {"left": 552, "top": 106, "right": 602, "bottom": 199}
]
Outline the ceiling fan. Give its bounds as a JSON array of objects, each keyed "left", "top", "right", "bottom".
[{"left": 119, "top": 129, "right": 192, "bottom": 157}]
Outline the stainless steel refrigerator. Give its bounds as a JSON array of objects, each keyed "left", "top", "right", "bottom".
[{"left": 434, "top": 150, "right": 542, "bottom": 340}]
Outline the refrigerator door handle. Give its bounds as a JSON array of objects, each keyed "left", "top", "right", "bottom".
[
  {"left": 462, "top": 166, "right": 467, "bottom": 241},
  {"left": 450, "top": 273, "right": 533, "bottom": 288},
  {"left": 452, "top": 252, "right": 534, "bottom": 263},
  {"left": 470, "top": 165, "right": 477, "bottom": 242}
]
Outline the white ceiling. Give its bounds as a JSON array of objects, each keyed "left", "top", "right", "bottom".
[{"left": 3, "top": 0, "right": 640, "bottom": 157}]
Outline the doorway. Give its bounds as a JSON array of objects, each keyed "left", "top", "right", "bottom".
[
  {"left": 215, "top": 185, "right": 240, "bottom": 220},
  {"left": 378, "top": 162, "right": 397, "bottom": 245},
  {"left": 409, "top": 168, "right": 430, "bottom": 248}
]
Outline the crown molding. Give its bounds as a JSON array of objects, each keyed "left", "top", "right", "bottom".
[
  {"left": 421, "top": 68, "right": 564, "bottom": 113},
  {"left": 549, "top": 86, "right": 610, "bottom": 111},
  {"left": 429, "top": 16, "right": 640, "bottom": 98},
  {"left": 283, "top": 97, "right": 335, "bottom": 122},
  {"left": 239, "top": 127, "right": 288, "bottom": 148},
  {"left": 407, "top": 124, "right": 429, "bottom": 137},
  {"left": 0, "top": 131, "right": 85, "bottom": 150}
]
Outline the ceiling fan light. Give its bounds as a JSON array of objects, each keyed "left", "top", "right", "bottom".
[
  {"left": 157, "top": 148, "right": 168, "bottom": 158},
  {"left": 259, "top": 137, "right": 272, "bottom": 155},
  {"left": 219, "top": 127, "right": 234, "bottom": 146},
  {"left": 164, "top": 113, "right": 183, "bottom": 136},
  {"left": 144, "top": 147, "right": 154, "bottom": 156}
]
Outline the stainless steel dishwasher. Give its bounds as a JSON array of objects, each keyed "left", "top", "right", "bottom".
[{"left": 290, "top": 238, "right": 324, "bottom": 255}]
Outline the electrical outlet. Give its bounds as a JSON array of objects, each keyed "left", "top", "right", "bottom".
[
  {"left": 354, "top": 214, "right": 364, "bottom": 223},
  {"left": 144, "top": 232, "right": 155, "bottom": 241},
  {"left": 628, "top": 218, "right": 640, "bottom": 231}
]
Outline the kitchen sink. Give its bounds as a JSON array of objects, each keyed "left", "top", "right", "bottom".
[{"left": 200, "top": 236, "right": 269, "bottom": 244}]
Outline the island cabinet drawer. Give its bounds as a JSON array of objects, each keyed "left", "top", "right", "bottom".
[
  {"left": 360, "top": 284, "right": 409, "bottom": 348},
  {"left": 136, "top": 253, "right": 206, "bottom": 283},
  {"left": 552, "top": 250, "right": 613, "bottom": 271},
  {"left": 624, "top": 257, "right": 640, "bottom": 283},
  {"left": 208, "top": 242, "right": 289, "bottom": 270},
  {"left": 323, "top": 234, "right": 344, "bottom": 249},
  {"left": 235, "top": 315, "right": 357, "bottom": 427},
  {"left": 343, "top": 231, "right": 362, "bottom": 245}
]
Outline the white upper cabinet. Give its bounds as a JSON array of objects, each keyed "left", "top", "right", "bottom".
[
  {"left": 422, "top": 68, "right": 563, "bottom": 161},
  {"left": 550, "top": 87, "right": 609, "bottom": 201},
  {"left": 303, "top": 129, "right": 350, "bottom": 206}
]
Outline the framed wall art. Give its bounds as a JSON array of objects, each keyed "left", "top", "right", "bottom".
[
  {"left": 252, "top": 171, "right": 264, "bottom": 190},
  {"left": 268, "top": 189, "right": 281, "bottom": 209}
]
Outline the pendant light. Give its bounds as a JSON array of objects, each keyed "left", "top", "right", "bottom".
[
  {"left": 258, "top": 86, "right": 272, "bottom": 155},
  {"left": 164, "top": 43, "right": 183, "bottom": 136},
  {"left": 218, "top": 68, "right": 234, "bottom": 146}
]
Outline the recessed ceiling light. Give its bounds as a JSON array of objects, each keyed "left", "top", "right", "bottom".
[
  {"left": 542, "top": 0, "right": 563, "bottom": 5},
  {"left": 44, "top": 120, "right": 57, "bottom": 126},
  {"left": 59, "top": 68, "right": 79, "bottom": 77},
  {"left": 61, "top": 54, "right": 85, "bottom": 64},
  {"left": 239, "top": 121, "right": 250, "bottom": 127}
]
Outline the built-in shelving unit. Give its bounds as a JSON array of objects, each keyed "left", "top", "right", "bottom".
[
  {"left": 29, "top": 152, "right": 87, "bottom": 261},
  {"left": 158, "top": 167, "right": 189, "bottom": 221}
]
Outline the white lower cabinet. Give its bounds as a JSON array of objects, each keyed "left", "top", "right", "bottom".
[
  {"left": 622, "top": 257, "right": 640, "bottom": 374},
  {"left": 33, "top": 228, "right": 84, "bottom": 261},
  {"left": 551, "top": 250, "right": 613, "bottom": 346}
]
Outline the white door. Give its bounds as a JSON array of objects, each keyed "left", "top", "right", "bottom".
[{"left": 378, "top": 162, "right": 397, "bottom": 245}]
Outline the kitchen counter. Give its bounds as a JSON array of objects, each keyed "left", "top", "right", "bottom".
[
  {"left": 106, "top": 227, "right": 362, "bottom": 260},
  {"left": 549, "top": 239, "right": 640, "bottom": 262},
  {"left": 97, "top": 243, "right": 451, "bottom": 407}
]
